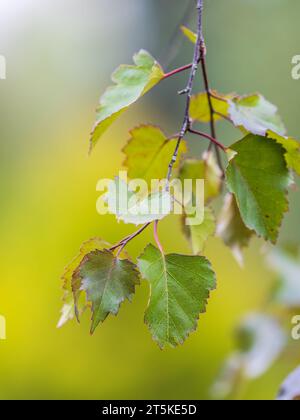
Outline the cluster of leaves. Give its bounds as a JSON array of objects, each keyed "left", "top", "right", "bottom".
[{"left": 59, "top": 20, "right": 300, "bottom": 361}]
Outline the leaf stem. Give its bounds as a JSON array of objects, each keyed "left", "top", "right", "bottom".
[
  {"left": 166, "top": 0, "right": 204, "bottom": 183},
  {"left": 209, "top": 91, "right": 228, "bottom": 102},
  {"left": 154, "top": 221, "right": 164, "bottom": 255},
  {"left": 188, "top": 128, "right": 227, "bottom": 152},
  {"left": 110, "top": 223, "right": 151, "bottom": 254},
  {"left": 198, "top": 36, "right": 224, "bottom": 172},
  {"left": 200, "top": 52, "right": 216, "bottom": 141},
  {"left": 164, "top": 63, "right": 193, "bottom": 80},
  {"left": 103, "top": 1, "right": 225, "bottom": 259},
  {"left": 214, "top": 110, "right": 233, "bottom": 123}
]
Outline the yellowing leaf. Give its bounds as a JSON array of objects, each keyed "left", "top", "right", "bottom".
[
  {"left": 62, "top": 238, "right": 110, "bottom": 292},
  {"left": 90, "top": 50, "right": 165, "bottom": 150},
  {"left": 75, "top": 250, "right": 140, "bottom": 334},
  {"left": 267, "top": 130, "right": 300, "bottom": 176},
  {"left": 183, "top": 207, "right": 216, "bottom": 255},
  {"left": 58, "top": 238, "right": 110, "bottom": 327},
  {"left": 228, "top": 94, "right": 286, "bottom": 136},
  {"left": 226, "top": 134, "right": 290, "bottom": 243},
  {"left": 123, "top": 125, "right": 187, "bottom": 185},
  {"left": 217, "top": 194, "right": 253, "bottom": 266},
  {"left": 179, "top": 151, "right": 222, "bottom": 204},
  {"left": 138, "top": 244, "right": 216, "bottom": 348},
  {"left": 190, "top": 91, "right": 231, "bottom": 123},
  {"left": 180, "top": 25, "right": 197, "bottom": 44}
]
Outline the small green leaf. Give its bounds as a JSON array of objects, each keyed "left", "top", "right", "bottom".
[
  {"left": 75, "top": 250, "right": 140, "bottom": 334},
  {"left": 179, "top": 152, "right": 222, "bottom": 204},
  {"left": 228, "top": 94, "right": 286, "bottom": 136},
  {"left": 190, "top": 91, "right": 231, "bottom": 123},
  {"left": 180, "top": 25, "right": 197, "bottom": 44},
  {"left": 90, "top": 50, "right": 165, "bottom": 150},
  {"left": 217, "top": 194, "right": 253, "bottom": 266},
  {"left": 58, "top": 238, "right": 110, "bottom": 327},
  {"left": 183, "top": 207, "right": 216, "bottom": 255},
  {"left": 104, "top": 178, "right": 172, "bottom": 225},
  {"left": 226, "top": 134, "right": 290, "bottom": 243},
  {"left": 138, "top": 244, "right": 216, "bottom": 348},
  {"left": 267, "top": 130, "right": 300, "bottom": 176},
  {"left": 123, "top": 125, "right": 187, "bottom": 185}
]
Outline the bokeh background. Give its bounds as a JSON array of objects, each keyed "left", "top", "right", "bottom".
[{"left": 0, "top": 0, "right": 300, "bottom": 400}]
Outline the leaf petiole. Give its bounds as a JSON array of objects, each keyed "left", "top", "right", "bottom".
[
  {"left": 163, "top": 63, "right": 193, "bottom": 80},
  {"left": 110, "top": 223, "right": 151, "bottom": 254},
  {"left": 154, "top": 221, "right": 165, "bottom": 256},
  {"left": 188, "top": 128, "right": 227, "bottom": 152}
]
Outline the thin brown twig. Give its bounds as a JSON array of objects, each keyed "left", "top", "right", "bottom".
[
  {"left": 209, "top": 91, "right": 228, "bottom": 102},
  {"left": 110, "top": 223, "right": 151, "bottom": 253},
  {"left": 200, "top": 49, "right": 217, "bottom": 142},
  {"left": 199, "top": 45, "right": 225, "bottom": 173},
  {"left": 188, "top": 128, "right": 227, "bottom": 152},
  {"left": 214, "top": 110, "right": 233, "bottom": 123},
  {"left": 164, "top": 63, "right": 193, "bottom": 80},
  {"left": 166, "top": 0, "right": 204, "bottom": 183},
  {"left": 193, "top": 25, "right": 227, "bottom": 176},
  {"left": 106, "top": 1, "right": 215, "bottom": 256}
]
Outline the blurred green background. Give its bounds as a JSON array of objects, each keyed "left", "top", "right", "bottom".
[{"left": 0, "top": 0, "right": 299, "bottom": 400}]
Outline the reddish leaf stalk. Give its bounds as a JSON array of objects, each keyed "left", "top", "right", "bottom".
[
  {"left": 110, "top": 223, "right": 151, "bottom": 254},
  {"left": 154, "top": 221, "right": 164, "bottom": 256},
  {"left": 164, "top": 63, "right": 193, "bottom": 80},
  {"left": 189, "top": 128, "right": 227, "bottom": 152}
]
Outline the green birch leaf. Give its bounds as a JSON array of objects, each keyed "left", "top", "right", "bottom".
[
  {"left": 183, "top": 207, "right": 216, "bottom": 255},
  {"left": 217, "top": 194, "right": 253, "bottom": 266},
  {"left": 75, "top": 249, "right": 140, "bottom": 334},
  {"left": 179, "top": 151, "right": 223, "bottom": 203},
  {"left": 226, "top": 134, "right": 290, "bottom": 243},
  {"left": 190, "top": 91, "right": 232, "bottom": 123},
  {"left": 267, "top": 130, "right": 300, "bottom": 176},
  {"left": 138, "top": 244, "right": 216, "bottom": 348},
  {"left": 180, "top": 25, "right": 197, "bottom": 44},
  {"left": 90, "top": 50, "right": 165, "bottom": 150},
  {"left": 228, "top": 94, "right": 286, "bottom": 136},
  {"left": 58, "top": 238, "right": 111, "bottom": 328},
  {"left": 104, "top": 178, "right": 172, "bottom": 225},
  {"left": 123, "top": 125, "right": 187, "bottom": 185}
]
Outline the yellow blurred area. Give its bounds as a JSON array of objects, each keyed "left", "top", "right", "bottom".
[{"left": 0, "top": 0, "right": 299, "bottom": 400}]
